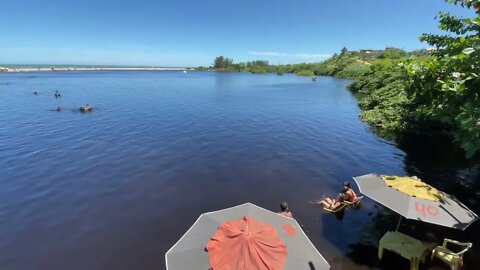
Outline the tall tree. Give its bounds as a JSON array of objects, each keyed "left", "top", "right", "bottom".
[
  {"left": 213, "top": 56, "right": 234, "bottom": 70},
  {"left": 406, "top": 0, "right": 480, "bottom": 157}
]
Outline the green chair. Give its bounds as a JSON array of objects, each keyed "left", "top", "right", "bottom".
[{"left": 431, "top": 238, "right": 472, "bottom": 270}]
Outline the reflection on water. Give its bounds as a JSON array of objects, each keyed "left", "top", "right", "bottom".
[{"left": 0, "top": 71, "right": 478, "bottom": 270}]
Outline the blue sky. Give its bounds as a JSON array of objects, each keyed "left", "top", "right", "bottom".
[{"left": 0, "top": 0, "right": 474, "bottom": 66}]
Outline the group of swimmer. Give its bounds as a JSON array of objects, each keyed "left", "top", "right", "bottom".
[
  {"left": 33, "top": 90, "right": 92, "bottom": 112},
  {"left": 278, "top": 181, "right": 359, "bottom": 218},
  {"left": 33, "top": 89, "right": 61, "bottom": 97}
]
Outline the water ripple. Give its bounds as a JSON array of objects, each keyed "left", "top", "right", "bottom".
[{"left": 0, "top": 71, "right": 421, "bottom": 270}]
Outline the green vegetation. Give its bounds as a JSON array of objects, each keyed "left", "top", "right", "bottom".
[
  {"left": 213, "top": 56, "right": 234, "bottom": 70},
  {"left": 407, "top": 0, "right": 480, "bottom": 157},
  {"left": 199, "top": 0, "right": 479, "bottom": 157},
  {"left": 250, "top": 67, "right": 268, "bottom": 74},
  {"left": 348, "top": 62, "right": 411, "bottom": 135},
  {"left": 296, "top": 70, "right": 315, "bottom": 76},
  {"left": 201, "top": 47, "right": 415, "bottom": 79},
  {"left": 350, "top": 0, "right": 480, "bottom": 158}
]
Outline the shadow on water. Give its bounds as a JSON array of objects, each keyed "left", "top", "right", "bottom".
[
  {"left": 340, "top": 133, "right": 480, "bottom": 270},
  {"left": 399, "top": 134, "right": 480, "bottom": 269}
]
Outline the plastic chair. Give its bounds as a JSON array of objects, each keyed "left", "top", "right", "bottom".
[{"left": 431, "top": 238, "right": 472, "bottom": 270}]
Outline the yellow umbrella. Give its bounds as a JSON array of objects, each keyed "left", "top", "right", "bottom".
[
  {"left": 381, "top": 175, "right": 445, "bottom": 202},
  {"left": 353, "top": 174, "right": 478, "bottom": 230}
]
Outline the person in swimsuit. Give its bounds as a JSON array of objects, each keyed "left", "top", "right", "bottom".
[
  {"left": 342, "top": 181, "right": 358, "bottom": 203},
  {"left": 319, "top": 193, "right": 346, "bottom": 210},
  {"left": 278, "top": 201, "right": 293, "bottom": 218}
]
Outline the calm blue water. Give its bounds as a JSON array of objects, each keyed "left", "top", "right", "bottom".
[{"left": 0, "top": 71, "right": 479, "bottom": 270}]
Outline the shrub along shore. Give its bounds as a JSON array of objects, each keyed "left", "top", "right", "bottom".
[{"left": 199, "top": 0, "right": 480, "bottom": 158}]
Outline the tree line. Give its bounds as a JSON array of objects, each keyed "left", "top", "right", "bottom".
[
  {"left": 198, "top": 47, "right": 424, "bottom": 78},
  {"left": 197, "top": 0, "right": 479, "bottom": 157},
  {"left": 349, "top": 0, "right": 479, "bottom": 158}
]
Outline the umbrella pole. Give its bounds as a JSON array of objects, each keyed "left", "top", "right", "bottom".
[{"left": 395, "top": 216, "right": 402, "bottom": 231}]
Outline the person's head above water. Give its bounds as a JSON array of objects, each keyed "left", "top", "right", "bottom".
[
  {"left": 280, "top": 202, "right": 289, "bottom": 212},
  {"left": 343, "top": 181, "right": 351, "bottom": 190}
]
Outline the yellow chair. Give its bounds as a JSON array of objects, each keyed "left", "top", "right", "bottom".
[{"left": 431, "top": 238, "right": 472, "bottom": 270}]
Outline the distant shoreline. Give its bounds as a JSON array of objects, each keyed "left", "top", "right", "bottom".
[{"left": 0, "top": 67, "right": 188, "bottom": 72}]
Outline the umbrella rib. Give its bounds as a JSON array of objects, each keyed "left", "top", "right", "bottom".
[
  {"left": 290, "top": 219, "right": 329, "bottom": 265},
  {"left": 357, "top": 190, "right": 409, "bottom": 218},
  {"left": 352, "top": 176, "right": 388, "bottom": 194},
  {"left": 165, "top": 212, "right": 206, "bottom": 258},
  {"left": 354, "top": 174, "right": 479, "bottom": 230},
  {"left": 438, "top": 204, "right": 463, "bottom": 224},
  {"left": 167, "top": 203, "right": 331, "bottom": 270}
]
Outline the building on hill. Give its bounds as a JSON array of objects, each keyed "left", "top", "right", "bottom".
[
  {"left": 359, "top": 49, "right": 373, "bottom": 54},
  {"left": 412, "top": 48, "right": 436, "bottom": 56},
  {"left": 359, "top": 49, "right": 383, "bottom": 57},
  {"left": 426, "top": 48, "right": 436, "bottom": 55}
]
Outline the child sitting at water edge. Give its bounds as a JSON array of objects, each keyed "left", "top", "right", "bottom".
[{"left": 278, "top": 202, "right": 293, "bottom": 218}]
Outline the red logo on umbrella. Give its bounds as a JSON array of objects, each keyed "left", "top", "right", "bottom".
[
  {"left": 415, "top": 202, "right": 440, "bottom": 218},
  {"left": 206, "top": 216, "right": 288, "bottom": 270}
]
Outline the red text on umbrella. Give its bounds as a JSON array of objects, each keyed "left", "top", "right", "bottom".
[{"left": 415, "top": 202, "right": 440, "bottom": 218}]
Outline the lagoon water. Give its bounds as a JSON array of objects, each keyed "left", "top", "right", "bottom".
[{"left": 0, "top": 71, "right": 479, "bottom": 270}]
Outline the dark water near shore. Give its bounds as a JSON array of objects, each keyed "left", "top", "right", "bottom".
[{"left": 0, "top": 71, "right": 479, "bottom": 270}]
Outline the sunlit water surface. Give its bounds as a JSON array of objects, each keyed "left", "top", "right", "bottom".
[{"left": 0, "top": 71, "right": 479, "bottom": 270}]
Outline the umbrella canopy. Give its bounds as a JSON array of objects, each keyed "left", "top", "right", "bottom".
[
  {"left": 165, "top": 203, "right": 330, "bottom": 270},
  {"left": 353, "top": 174, "right": 478, "bottom": 230},
  {"left": 206, "top": 216, "right": 288, "bottom": 269}
]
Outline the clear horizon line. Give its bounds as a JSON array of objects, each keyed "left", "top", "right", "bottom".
[{"left": 0, "top": 64, "right": 192, "bottom": 68}]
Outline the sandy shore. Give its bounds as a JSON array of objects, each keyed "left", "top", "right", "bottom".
[{"left": 0, "top": 67, "right": 187, "bottom": 72}]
